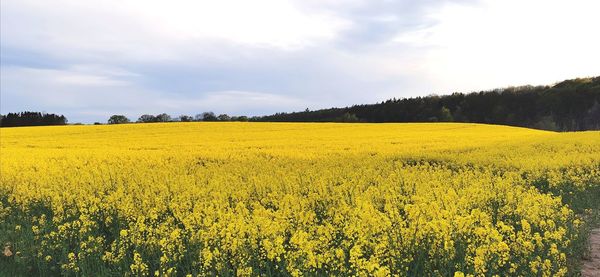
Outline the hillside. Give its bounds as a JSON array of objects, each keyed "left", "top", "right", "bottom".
[{"left": 255, "top": 77, "right": 600, "bottom": 131}]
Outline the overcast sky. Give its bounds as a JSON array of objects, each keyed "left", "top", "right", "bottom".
[{"left": 1, "top": 0, "right": 599, "bottom": 123}]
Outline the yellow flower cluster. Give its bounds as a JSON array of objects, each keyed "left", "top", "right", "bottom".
[{"left": 1, "top": 122, "right": 598, "bottom": 276}]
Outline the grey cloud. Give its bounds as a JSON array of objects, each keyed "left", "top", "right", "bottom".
[
  {"left": 0, "top": 65, "right": 314, "bottom": 122},
  {"left": 295, "top": 0, "right": 480, "bottom": 49}
]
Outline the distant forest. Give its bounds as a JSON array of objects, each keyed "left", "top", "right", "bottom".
[
  {"left": 255, "top": 77, "right": 600, "bottom": 131},
  {"left": 2, "top": 77, "right": 599, "bottom": 130},
  {"left": 0, "top": 112, "right": 67, "bottom": 127}
]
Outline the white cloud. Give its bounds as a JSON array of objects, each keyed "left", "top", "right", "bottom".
[
  {"left": 134, "top": 0, "right": 349, "bottom": 49},
  {"left": 0, "top": 0, "right": 350, "bottom": 62},
  {"left": 404, "top": 0, "right": 600, "bottom": 92}
]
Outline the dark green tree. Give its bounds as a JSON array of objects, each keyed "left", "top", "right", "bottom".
[
  {"left": 201, "top": 112, "right": 217, "bottom": 121},
  {"left": 108, "top": 115, "right": 130, "bottom": 124},
  {"left": 335, "top": 112, "right": 360, "bottom": 122},
  {"left": 137, "top": 114, "right": 156, "bottom": 123},
  {"left": 439, "top": 106, "right": 454, "bottom": 122},
  {"left": 155, "top": 113, "right": 172, "bottom": 122},
  {"left": 0, "top": 112, "right": 67, "bottom": 127},
  {"left": 179, "top": 115, "right": 193, "bottom": 122},
  {"left": 217, "top": 114, "right": 231, "bottom": 121}
]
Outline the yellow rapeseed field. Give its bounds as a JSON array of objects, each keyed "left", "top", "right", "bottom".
[{"left": 1, "top": 122, "right": 599, "bottom": 276}]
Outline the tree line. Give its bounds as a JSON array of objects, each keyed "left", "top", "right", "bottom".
[
  {"left": 254, "top": 77, "right": 600, "bottom": 131},
  {"left": 107, "top": 112, "right": 250, "bottom": 124},
  {"left": 3, "top": 77, "right": 598, "bottom": 130},
  {"left": 0, "top": 112, "right": 67, "bottom": 127}
]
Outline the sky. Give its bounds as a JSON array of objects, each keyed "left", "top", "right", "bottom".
[{"left": 1, "top": 0, "right": 599, "bottom": 123}]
